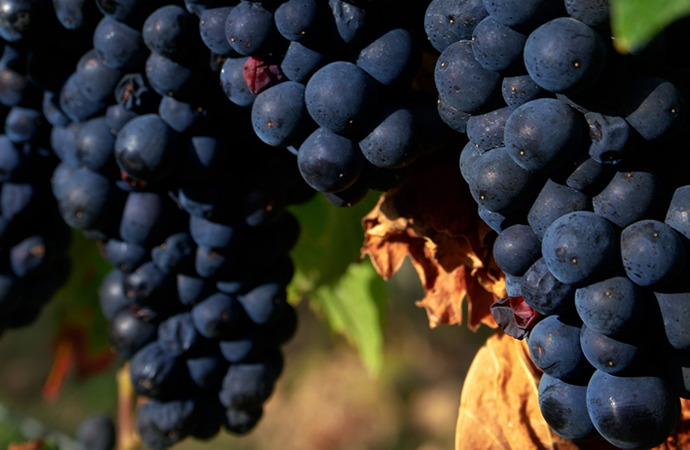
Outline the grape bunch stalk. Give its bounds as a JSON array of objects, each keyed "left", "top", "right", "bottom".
[{"left": 426, "top": 0, "right": 690, "bottom": 447}]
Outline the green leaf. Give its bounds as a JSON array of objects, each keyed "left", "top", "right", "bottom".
[
  {"left": 611, "top": 0, "right": 690, "bottom": 51},
  {"left": 311, "top": 260, "right": 388, "bottom": 376},
  {"left": 287, "top": 192, "right": 388, "bottom": 375},
  {"left": 288, "top": 191, "right": 380, "bottom": 287}
]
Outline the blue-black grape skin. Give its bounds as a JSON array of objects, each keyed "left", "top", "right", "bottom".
[
  {"left": 55, "top": 168, "right": 118, "bottom": 230},
  {"left": 219, "top": 328, "right": 268, "bottom": 363},
  {"left": 521, "top": 257, "right": 576, "bottom": 316},
  {"left": 114, "top": 114, "right": 181, "bottom": 182},
  {"left": 620, "top": 220, "right": 686, "bottom": 288},
  {"left": 224, "top": 1, "right": 277, "bottom": 56},
  {"left": 466, "top": 146, "right": 541, "bottom": 214},
  {"left": 105, "top": 239, "right": 148, "bottom": 274},
  {"left": 564, "top": 0, "right": 609, "bottom": 29},
  {"left": 145, "top": 53, "right": 197, "bottom": 100},
  {"left": 223, "top": 406, "right": 263, "bottom": 435},
  {"left": 574, "top": 275, "right": 645, "bottom": 337},
  {"left": 466, "top": 106, "right": 511, "bottom": 151},
  {"left": 76, "top": 414, "right": 116, "bottom": 450},
  {"left": 356, "top": 28, "right": 422, "bottom": 88},
  {"left": 199, "top": 7, "right": 236, "bottom": 56},
  {"left": 326, "top": 0, "right": 372, "bottom": 48},
  {"left": 75, "top": 49, "right": 123, "bottom": 104},
  {"left": 218, "top": 361, "right": 276, "bottom": 410},
  {"left": 280, "top": 40, "right": 332, "bottom": 84},
  {"left": 471, "top": 17, "right": 526, "bottom": 73},
  {"left": 130, "top": 341, "right": 188, "bottom": 398},
  {"left": 592, "top": 169, "right": 665, "bottom": 229},
  {"left": 73, "top": 117, "right": 117, "bottom": 174},
  {"left": 237, "top": 282, "right": 287, "bottom": 326},
  {"left": 666, "top": 186, "right": 690, "bottom": 242},
  {"left": 142, "top": 5, "right": 196, "bottom": 62},
  {"left": 187, "top": 353, "right": 229, "bottom": 391},
  {"left": 220, "top": 57, "right": 257, "bottom": 108},
  {"left": 654, "top": 280, "right": 690, "bottom": 352},
  {"left": 359, "top": 104, "right": 419, "bottom": 169},
  {"left": 98, "top": 270, "right": 134, "bottom": 321},
  {"left": 151, "top": 233, "right": 195, "bottom": 275},
  {"left": 158, "top": 312, "right": 201, "bottom": 356},
  {"left": 435, "top": 40, "right": 502, "bottom": 114},
  {"left": 440, "top": 0, "right": 488, "bottom": 39},
  {"left": 482, "top": 0, "right": 565, "bottom": 31},
  {"left": 191, "top": 292, "right": 244, "bottom": 340},
  {"left": 580, "top": 324, "right": 649, "bottom": 375},
  {"left": 538, "top": 374, "right": 598, "bottom": 441},
  {"left": 189, "top": 215, "right": 246, "bottom": 251},
  {"left": 120, "top": 191, "right": 173, "bottom": 247},
  {"left": 501, "top": 75, "right": 549, "bottom": 110},
  {"left": 136, "top": 398, "right": 199, "bottom": 449},
  {"left": 541, "top": 211, "right": 617, "bottom": 286},
  {"left": 251, "top": 81, "right": 313, "bottom": 148},
  {"left": 585, "top": 112, "right": 636, "bottom": 165},
  {"left": 616, "top": 76, "right": 686, "bottom": 142},
  {"left": 424, "top": 0, "right": 462, "bottom": 53},
  {"left": 108, "top": 307, "right": 157, "bottom": 359},
  {"left": 437, "top": 96, "right": 471, "bottom": 133},
  {"left": 527, "top": 315, "right": 591, "bottom": 380},
  {"left": 176, "top": 274, "right": 212, "bottom": 308},
  {"left": 523, "top": 17, "right": 606, "bottom": 94},
  {"left": 528, "top": 179, "right": 592, "bottom": 239},
  {"left": 504, "top": 98, "right": 585, "bottom": 173},
  {"left": 274, "top": 0, "right": 323, "bottom": 43},
  {"left": 297, "top": 127, "right": 364, "bottom": 193},
  {"left": 305, "top": 61, "right": 378, "bottom": 135},
  {"left": 492, "top": 224, "right": 542, "bottom": 277},
  {"left": 586, "top": 370, "right": 680, "bottom": 449},
  {"left": 93, "top": 16, "right": 147, "bottom": 70}
]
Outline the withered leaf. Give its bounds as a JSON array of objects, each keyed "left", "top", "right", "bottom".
[
  {"left": 457, "top": 331, "right": 690, "bottom": 450},
  {"left": 361, "top": 156, "right": 505, "bottom": 330}
]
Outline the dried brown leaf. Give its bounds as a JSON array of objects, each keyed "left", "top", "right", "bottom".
[
  {"left": 457, "top": 331, "right": 690, "bottom": 450},
  {"left": 361, "top": 158, "right": 505, "bottom": 330}
]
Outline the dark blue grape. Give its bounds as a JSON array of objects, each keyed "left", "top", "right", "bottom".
[
  {"left": 251, "top": 81, "right": 313, "bottom": 148},
  {"left": 493, "top": 224, "right": 541, "bottom": 276},
  {"left": 1, "top": 181, "right": 43, "bottom": 221},
  {"left": 237, "top": 282, "right": 287, "bottom": 326},
  {"left": 55, "top": 168, "right": 119, "bottom": 229},
  {"left": 60, "top": 73, "right": 107, "bottom": 123},
  {"left": 524, "top": 18, "right": 606, "bottom": 93},
  {"left": 191, "top": 292, "right": 244, "bottom": 339},
  {"left": 305, "top": 61, "right": 378, "bottom": 134},
  {"left": 466, "top": 106, "right": 511, "bottom": 151},
  {"left": 435, "top": 40, "right": 502, "bottom": 113},
  {"left": 98, "top": 270, "right": 134, "bottom": 321},
  {"left": 152, "top": 233, "right": 195, "bottom": 274},
  {"left": 538, "top": 374, "right": 598, "bottom": 441},
  {"left": 220, "top": 57, "right": 256, "bottom": 108},
  {"left": 527, "top": 315, "right": 591, "bottom": 380},
  {"left": 115, "top": 73, "right": 156, "bottom": 114},
  {"left": 575, "top": 275, "right": 645, "bottom": 337},
  {"left": 224, "top": 1, "right": 277, "bottom": 56},
  {"left": 108, "top": 307, "right": 157, "bottom": 359},
  {"left": 471, "top": 17, "right": 526, "bottom": 73},
  {"left": 326, "top": 0, "right": 372, "bottom": 48},
  {"left": 504, "top": 98, "right": 584, "bottom": 172},
  {"left": 356, "top": 28, "right": 421, "bottom": 88},
  {"left": 564, "top": 0, "right": 609, "bottom": 29},
  {"left": 580, "top": 324, "right": 648, "bottom": 375},
  {"left": 666, "top": 186, "right": 690, "bottom": 242},
  {"left": 95, "top": 0, "right": 166, "bottom": 27},
  {"left": 504, "top": 274, "right": 521, "bottom": 297},
  {"left": 437, "top": 96, "right": 470, "bottom": 133},
  {"left": 5, "top": 107, "right": 45, "bottom": 144},
  {"left": 592, "top": 169, "right": 665, "bottom": 229},
  {"left": 115, "top": 114, "right": 181, "bottom": 182},
  {"left": 73, "top": 117, "right": 116, "bottom": 173},
  {"left": 466, "top": 147, "right": 541, "bottom": 214},
  {"left": 120, "top": 191, "right": 173, "bottom": 247},
  {"left": 142, "top": 5, "right": 196, "bottom": 62},
  {"left": 586, "top": 370, "right": 680, "bottom": 449},
  {"left": 621, "top": 220, "right": 685, "bottom": 287},
  {"left": 482, "top": 0, "right": 564, "bottom": 30},
  {"left": 136, "top": 398, "right": 198, "bottom": 449},
  {"left": 323, "top": 175, "right": 369, "bottom": 207},
  {"left": 200, "top": 7, "right": 236, "bottom": 56},
  {"left": 187, "top": 353, "right": 228, "bottom": 391},
  {"left": 123, "top": 261, "right": 176, "bottom": 311},
  {"left": 616, "top": 76, "right": 685, "bottom": 142},
  {"left": 42, "top": 91, "right": 70, "bottom": 127},
  {"left": 177, "top": 274, "right": 213, "bottom": 308},
  {"left": 219, "top": 327, "right": 267, "bottom": 363},
  {"left": 76, "top": 414, "right": 116, "bottom": 450},
  {"left": 189, "top": 215, "right": 245, "bottom": 251},
  {"left": 105, "top": 104, "right": 138, "bottom": 133},
  {"left": 10, "top": 235, "right": 49, "bottom": 278},
  {"left": 280, "top": 40, "right": 331, "bottom": 84},
  {"left": 541, "top": 211, "right": 617, "bottom": 286},
  {"left": 130, "top": 341, "right": 187, "bottom": 398},
  {"left": 145, "top": 53, "right": 197, "bottom": 100},
  {"left": 93, "top": 16, "right": 147, "bottom": 70},
  {"left": 424, "top": 0, "right": 461, "bottom": 53},
  {"left": 440, "top": 0, "right": 488, "bottom": 39},
  {"left": 501, "top": 75, "right": 549, "bottom": 110},
  {"left": 159, "top": 96, "right": 209, "bottom": 134},
  {"left": 158, "top": 312, "right": 200, "bottom": 356},
  {"left": 551, "top": 153, "right": 612, "bottom": 196},
  {"left": 218, "top": 360, "right": 276, "bottom": 409},
  {"left": 105, "top": 239, "right": 148, "bottom": 274},
  {"left": 528, "top": 179, "right": 592, "bottom": 239},
  {"left": 521, "top": 257, "right": 576, "bottom": 316},
  {"left": 0, "top": 0, "right": 47, "bottom": 42},
  {"left": 223, "top": 406, "right": 262, "bottom": 435},
  {"left": 75, "top": 49, "right": 123, "bottom": 104},
  {"left": 195, "top": 246, "right": 233, "bottom": 279},
  {"left": 274, "top": 0, "right": 323, "bottom": 42},
  {"left": 585, "top": 112, "right": 636, "bottom": 165},
  {"left": 359, "top": 103, "right": 419, "bottom": 169},
  {"left": 297, "top": 127, "right": 364, "bottom": 193}
]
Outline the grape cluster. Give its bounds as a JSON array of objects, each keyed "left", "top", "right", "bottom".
[
  {"left": 427, "top": 0, "right": 690, "bottom": 447},
  {"left": 0, "top": 25, "right": 74, "bottom": 337},
  {"left": 209, "top": 0, "right": 448, "bottom": 205}
]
